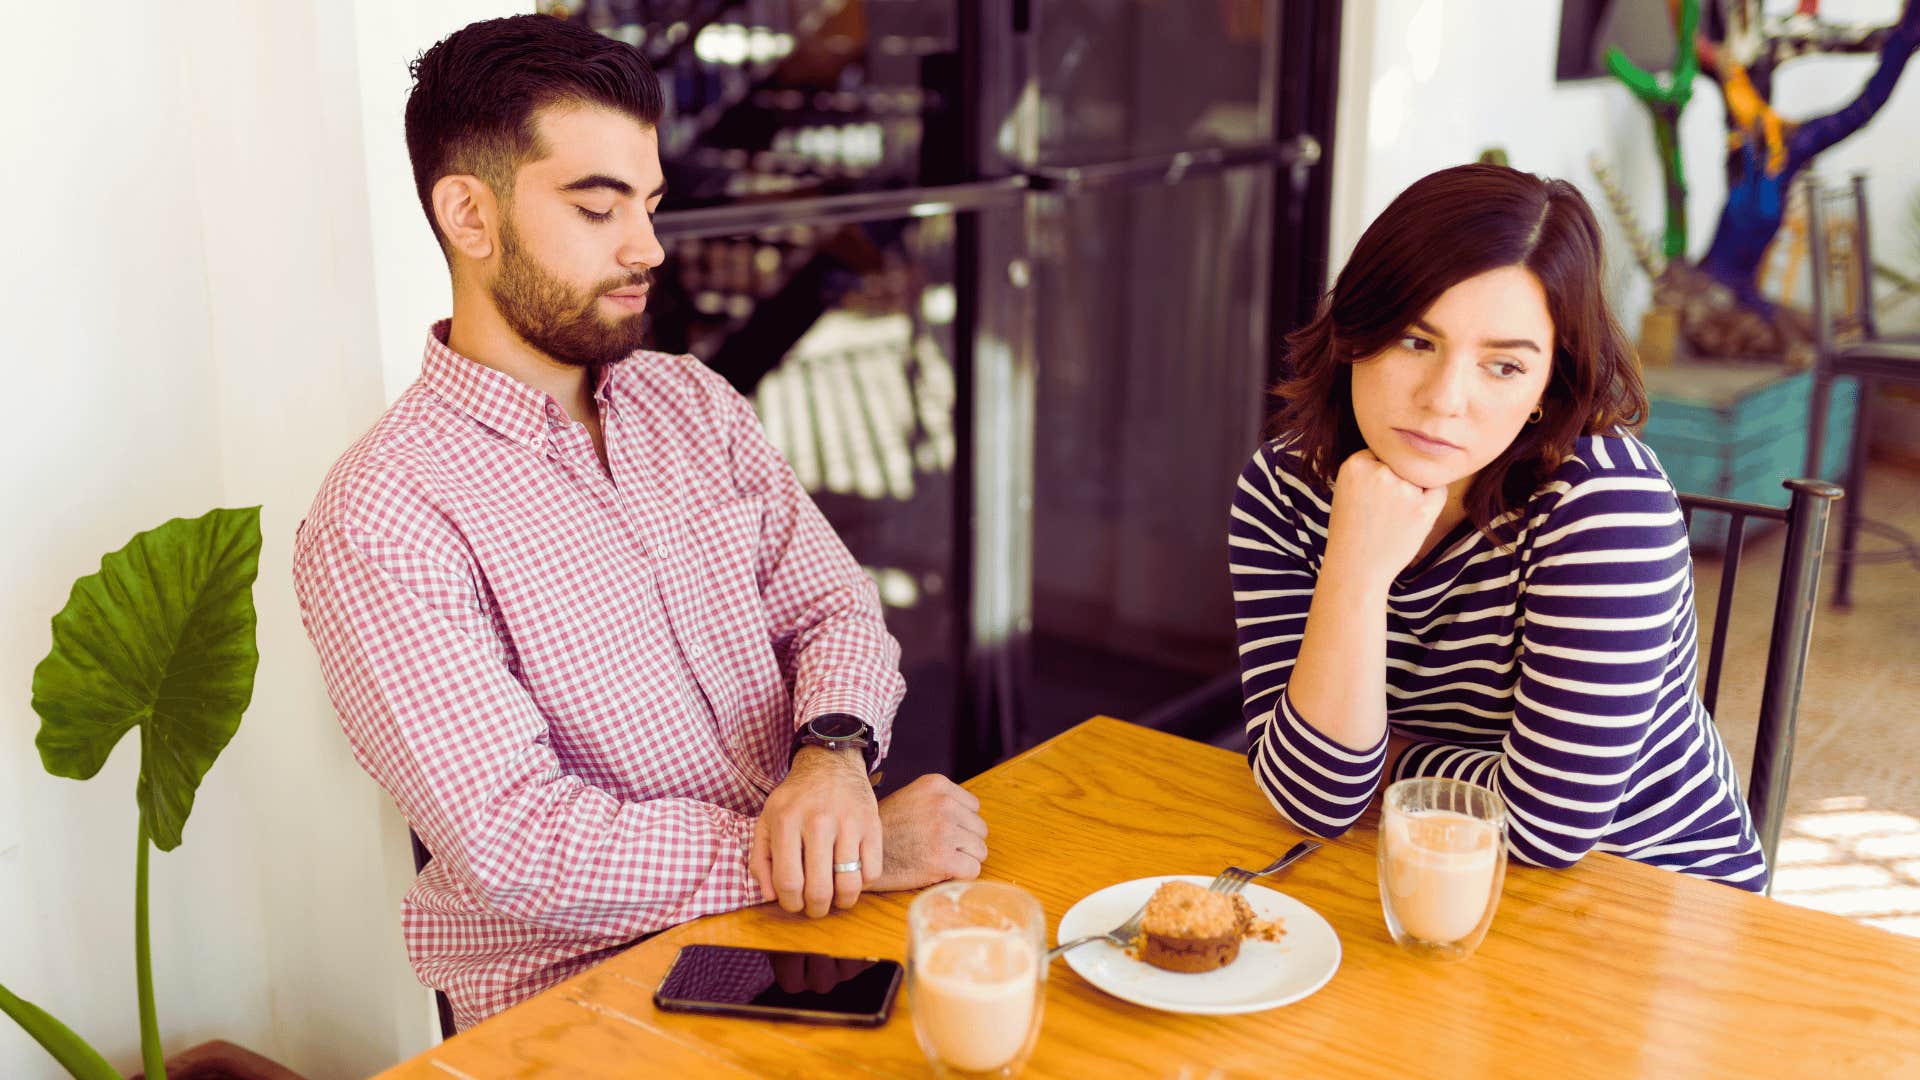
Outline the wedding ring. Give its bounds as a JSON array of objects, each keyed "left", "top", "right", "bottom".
[{"left": 833, "top": 859, "right": 862, "bottom": 874}]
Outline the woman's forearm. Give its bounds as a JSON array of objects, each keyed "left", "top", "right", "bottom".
[{"left": 1286, "top": 550, "right": 1393, "bottom": 752}]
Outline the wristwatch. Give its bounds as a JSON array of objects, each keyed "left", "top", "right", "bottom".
[{"left": 791, "top": 713, "right": 878, "bottom": 775}]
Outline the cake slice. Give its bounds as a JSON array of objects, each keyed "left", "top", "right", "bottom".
[{"left": 1138, "top": 880, "right": 1255, "bottom": 973}]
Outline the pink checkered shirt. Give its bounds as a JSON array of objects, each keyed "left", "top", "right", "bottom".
[{"left": 292, "top": 322, "right": 904, "bottom": 1029}]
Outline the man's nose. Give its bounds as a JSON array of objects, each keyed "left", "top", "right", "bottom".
[{"left": 619, "top": 216, "right": 665, "bottom": 270}]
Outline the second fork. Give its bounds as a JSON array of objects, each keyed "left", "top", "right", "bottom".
[{"left": 1209, "top": 840, "right": 1322, "bottom": 897}]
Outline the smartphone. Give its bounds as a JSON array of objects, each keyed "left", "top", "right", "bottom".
[{"left": 653, "top": 944, "right": 903, "bottom": 1026}]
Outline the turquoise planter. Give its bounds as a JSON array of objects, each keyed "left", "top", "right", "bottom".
[{"left": 1640, "top": 360, "right": 1857, "bottom": 551}]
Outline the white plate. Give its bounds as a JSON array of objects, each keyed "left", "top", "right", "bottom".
[{"left": 1054, "top": 874, "right": 1341, "bottom": 1015}]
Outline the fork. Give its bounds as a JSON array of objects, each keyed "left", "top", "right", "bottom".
[
  {"left": 1047, "top": 841, "right": 1323, "bottom": 961},
  {"left": 1208, "top": 840, "right": 1321, "bottom": 898},
  {"left": 1046, "top": 898, "right": 1150, "bottom": 961}
]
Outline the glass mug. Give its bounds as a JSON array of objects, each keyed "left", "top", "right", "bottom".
[
  {"left": 1377, "top": 777, "right": 1508, "bottom": 960},
  {"left": 907, "top": 881, "right": 1046, "bottom": 1078}
]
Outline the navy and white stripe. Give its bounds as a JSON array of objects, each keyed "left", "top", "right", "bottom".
[{"left": 1229, "top": 432, "right": 1768, "bottom": 891}]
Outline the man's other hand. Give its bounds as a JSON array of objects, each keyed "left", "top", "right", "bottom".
[{"left": 869, "top": 775, "right": 988, "bottom": 892}]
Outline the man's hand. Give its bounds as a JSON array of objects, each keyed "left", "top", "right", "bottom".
[
  {"left": 868, "top": 775, "right": 989, "bottom": 892},
  {"left": 751, "top": 746, "right": 881, "bottom": 918},
  {"left": 1325, "top": 449, "right": 1448, "bottom": 585}
]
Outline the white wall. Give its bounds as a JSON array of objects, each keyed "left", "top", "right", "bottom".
[
  {"left": 356, "top": 1, "right": 520, "bottom": 398},
  {"left": 1332, "top": 0, "right": 1920, "bottom": 332},
  {"left": 0, "top": 8, "right": 238, "bottom": 1076},
  {"left": 1, "top": 2, "right": 516, "bottom": 1077}
]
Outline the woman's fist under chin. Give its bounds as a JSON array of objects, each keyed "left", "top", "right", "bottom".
[{"left": 1325, "top": 449, "right": 1450, "bottom": 581}]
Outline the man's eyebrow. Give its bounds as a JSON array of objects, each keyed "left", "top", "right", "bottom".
[
  {"left": 558, "top": 174, "right": 635, "bottom": 196},
  {"left": 1410, "top": 319, "right": 1542, "bottom": 354},
  {"left": 557, "top": 175, "right": 669, "bottom": 201}
]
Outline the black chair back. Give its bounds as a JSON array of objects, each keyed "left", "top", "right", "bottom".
[
  {"left": 1678, "top": 479, "right": 1842, "bottom": 883},
  {"left": 408, "top": 829, "right": 459, "bottom": 1040},
  {"left": 1804, "top": 174, "right": 1872, "bottom": 364},
  {"left": 1848, "top": 174, "right": 1881, "bottom": 342},
  {"left": 1802, "top": 171, "right": 1920, "bottom": 609}
]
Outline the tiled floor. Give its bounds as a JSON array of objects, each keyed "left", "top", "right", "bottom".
[{"left": 1690, "top": 459, "right": 1920, "bottom": 935}]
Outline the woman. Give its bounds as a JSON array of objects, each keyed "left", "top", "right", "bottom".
[{"left": 1230, "top": 163, "right": 1765, "bottom": 890}]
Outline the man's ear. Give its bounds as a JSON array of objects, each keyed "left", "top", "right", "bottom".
[{"left": 432, "top": 174, "right": 497, "bottom": 262}]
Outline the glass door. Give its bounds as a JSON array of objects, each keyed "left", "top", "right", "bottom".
[
  {"left": 552, "top": 0, "right": 1340, "bottom": 777},
  {"left": 994, "top": 0, "right": 1331, "bottom": 751}
]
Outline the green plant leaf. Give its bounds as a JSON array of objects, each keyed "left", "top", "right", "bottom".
[
  {"left": 0, "top": 980, "right": 123, "bottom": 1080},
  {"left": 31, "top": 507, "right": 262, "bottom": 852}
]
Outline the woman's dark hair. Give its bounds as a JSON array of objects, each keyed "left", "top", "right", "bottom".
[
  {"left": 1271, "top": 162, "right": 1646, "bottom": 540},
  {"left": 404, "top": 14, "right": 664, "bottom": 251}
]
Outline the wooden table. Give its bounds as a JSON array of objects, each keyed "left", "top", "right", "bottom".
[{"left": 380, "top": 718, "right": 1920, "bottom": 1078}]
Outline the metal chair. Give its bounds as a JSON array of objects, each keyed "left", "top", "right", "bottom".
[
  {"left": 408, "top": 829, "right": 459, "bottom": 1040},
  {"left": 1802, "top": 173, "right": 1920, "bottom": 607},
  {"left": 1678, "top": 479, "right": 1842, "bottom": 885}
]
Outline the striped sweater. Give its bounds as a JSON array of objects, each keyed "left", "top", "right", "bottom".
[{"left": 1229, "top": 432, "right": 1768, "bottom": 891}]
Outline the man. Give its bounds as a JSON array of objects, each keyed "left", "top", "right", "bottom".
[{"left": 292, "top": 14, "right": 987, "bottom": 1030}]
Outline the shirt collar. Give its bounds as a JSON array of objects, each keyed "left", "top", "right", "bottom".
[{"left": 419, "top": 320, "right": 621, "bottom": 451}]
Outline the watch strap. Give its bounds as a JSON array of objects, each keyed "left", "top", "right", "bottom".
[{"left": 791, "top": 713, "right": 878, "bottom": 774}]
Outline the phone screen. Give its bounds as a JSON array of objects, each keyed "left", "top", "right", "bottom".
[{"left": 653, "top": 944, "right": 903, "bottom": 1026}]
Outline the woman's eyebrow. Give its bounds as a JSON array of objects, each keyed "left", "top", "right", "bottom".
[
  {"left": 1410, "top": 319, "right": 1541, "bottom": 353},
  {"left": 1481, "top": 337, "right": 1543, "bottom": 353}
]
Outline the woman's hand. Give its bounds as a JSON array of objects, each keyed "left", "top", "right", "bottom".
[{"left": 1325, "top": 449, "right": 1447, "bottom": 586}]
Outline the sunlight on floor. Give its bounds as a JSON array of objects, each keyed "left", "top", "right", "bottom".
[{"left": 1773, "top": 796, "right": 1920, "bottom": 937}]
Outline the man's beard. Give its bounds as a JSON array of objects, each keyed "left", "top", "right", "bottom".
[{"left": 491, "top": 216, "right": 650, "bottom": 368}]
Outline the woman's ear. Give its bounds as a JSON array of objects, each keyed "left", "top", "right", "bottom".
[{"left": 432, "top": 174, "right": 497, "bottom": 262}]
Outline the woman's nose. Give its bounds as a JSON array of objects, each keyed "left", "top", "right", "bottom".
[{"left": 1414, "top": 355, "right": 1471, "bottom": 415}]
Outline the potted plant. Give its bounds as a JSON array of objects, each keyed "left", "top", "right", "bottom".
[{"left": 0, "top": 507, "right": 300, "bottom": 1080}]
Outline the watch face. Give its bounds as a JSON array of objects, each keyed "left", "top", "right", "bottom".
[{"left": 809, "top": 714, "right": 866, "bottom": 740}]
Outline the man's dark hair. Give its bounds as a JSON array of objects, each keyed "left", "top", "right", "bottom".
[
  {"left": 1271, "top": 162, "right": 1647, "bottom": 543},
  {"left": 404, "top": 14, "right": 664, "bottom": 251}
]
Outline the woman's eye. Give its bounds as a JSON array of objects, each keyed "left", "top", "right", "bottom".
[
  {"left": 1487, "top": 360, "right": 1525, "bottom": 379},
  {"left": 1398, "top": 335, "right": 1432, "bottom": 352},
  {"left": 576, "top": 206, "right": 613, "bottom": 222}
]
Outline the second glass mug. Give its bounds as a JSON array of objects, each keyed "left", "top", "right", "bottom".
[
  {"left": 907, "top": 881, "right": 1047, "bottom": 1078},
  {"left": 1377, "top": 777, "right": 1509, "bottom": 961}
]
